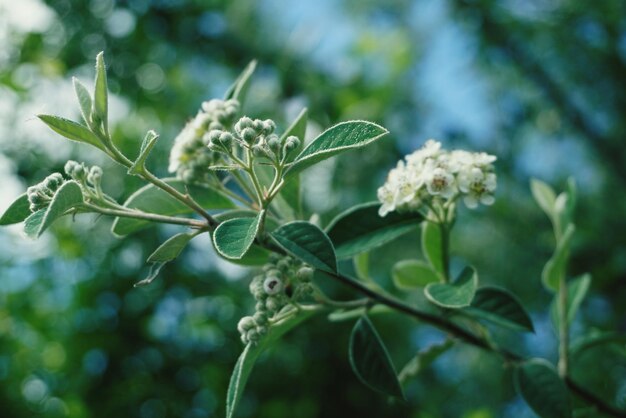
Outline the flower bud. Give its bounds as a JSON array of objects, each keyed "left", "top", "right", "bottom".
[
  {"left": 252, "top": 119, "right": 265, "bottom": 133},
  {"left": 262, "top": 119, "right": 276, "bottom": 135},
  {"left": 237, "top": 316, "right": 256, "bottom": 335},
  {"left": 218, "top": 132, "right": 233, "bottom": 147},
  {"left": 265, "top": 297, "right": 280, "bottom": 312},
  {"left": 255, "top": 302, "right": 265, "bottom": 312},
  {"left": 251, "top": 144, "right": 267, "bottom": 158},
  {"left": 253, "top": 311, "right": 268, "bottom": 326},
  {"left": 267, "top": 135, "right": 281, "bottom": 152},
  {"left": 296, "top": 266, "right": 314, "bottom": 282},
  {"left": 43, "top": 173, "right": 64, "bottom": 192},
  {"left": 235, "top": 116, "right": 253, "bottom": 134},
  {"left": 241, "top": 127, "right": 257, "bottom": 143},
  {"left": 208, "top": 121, "right": 224, "bottom": 131},
  {"left": 87, "top": 166, "right": 103, "bottom": 186},
  {"left": 283, "top": 136, "right": 300, "bottom": 153},
  {"left": 263, "top": 277, "right": 283, "bottom": 295}
]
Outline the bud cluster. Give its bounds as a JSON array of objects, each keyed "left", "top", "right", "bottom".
[
  {"left": 168, "top": 99, "right": 240, "bottom": 183},
  {"left": 63, "top": 160, "right": 105, "bottom": 198},
  {"left": 237, "top": 255, "right": 314, "bottom": 345},
  {"left": 377, "top": 140, "right": 497, "bottom": 216},
  {"left": 26, "top": 173, "right": 65, "bottom": 212},
  {"left": 206, "top": 116, "right": 301, "bottom": 166}
]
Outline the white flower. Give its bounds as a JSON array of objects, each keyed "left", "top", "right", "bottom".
[
  {"left": 377, "top": 139, "right": 497, "bottom": 216},
  {"left": 424, "top": 166, "right": 457, "bottom": 198}
]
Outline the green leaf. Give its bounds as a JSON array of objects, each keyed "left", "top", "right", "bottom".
[
  {"left": 464, "top": 286, "right": 534, "bottom": 332},
  {"left": 398, "top": 339, "right": 454, "bottom": 384},
  {"left": 424, "top": 266, "right": 478, "bottom": 309},
  {"left": 212, "top": 212, "right": 263, "bottom": 260},
  {"left": 531, "top": 179, "right": 557, "bottom": 219},
  {"left": 422, "top": 221, "right": 444, "bottom": 277},
  {"left": 565, "top": 273, "right": 591, "bottom": 324},
  {"left": 216, "top": 245, "right": 271, "bottom": 266},
  {"left": 354, "top": 252, "right": 370, "bottom": 281},
  {"left": 392, "top": 260, "right": 440, "bottom": 290},
  {"left": 349, "top": 316, "right": 405, "bottom": 399},
  {"left": 23, "top": 209, "right": 46, "bottom": 238},
  {"left": 134, "top": 232, "right": 197, "bottom": 287},
  {"left": 270, "top": 221, "right": 337, "bottom": 273},
  {"left": 0, "top": 193, "right": 30, "bottom": 226},
  {"left": 224, "top": 60, "right": 257, "bottom": 103},
  {"left": 515, "top": 359, "right": 572, "bottom": 418},
  {"left": 111, "top": 179, "right": 235, "bottom": 236},
  {"left": 128, "top": 130, "right": 159, "bottom": 175},
  {"left": 37, "top": 114, "right": 106, "bottom": 151},
  {"left": 326, "top": 202, "right": 422, "bottom": 259},
  {"left": 25, "top": 181, "right": 84, "bottom": 238},
  {"left": 571, "top": 331, "right": 626, "bottom": 358},
  {"left": 93, "top": 51, "right": 108, "bottom": 129},
  {"left": 542, "top": 223, "right": 575, "bottom": 291},
  {"left": 147, "top": 232, "right": 195, "bottom": 263},
  {"left": 551, "top": 273, "right": 592, "bottom": 330},
  {"left": 285, "top": 121, "right": 388, "bottom": 178},
  {"left": 226, "top": 307, "right": 319, "bottom": 418},
  {"left": 72, "top": 77, "right": 93, "bottom": 127}
]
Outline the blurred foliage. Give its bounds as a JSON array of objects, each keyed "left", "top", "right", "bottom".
[{"left": 0, "top": 0, "right": 625, "bottom": 417}]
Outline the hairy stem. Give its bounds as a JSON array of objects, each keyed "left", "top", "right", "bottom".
[{"left": 82, "top": 203, "right": 207, "bottom": 229}]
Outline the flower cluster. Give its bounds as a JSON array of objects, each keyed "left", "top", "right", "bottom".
[
  {"left": 64, "top": 160, "right": 105, "bottom": 200},
  {"left": 26, "top": 173, "right": 65, "bottom": 212},
  {"left": 168, "top": 99, "right": 240, "bottom": 182},
  {"left": 207, "top": 116, "right": 301, "bottom": 166},
  {"left": 237, "top": 255, "right": 313, "bottom": 345},
  {"left": 377, "top": 140, "right": 497, "bottom": 216}
]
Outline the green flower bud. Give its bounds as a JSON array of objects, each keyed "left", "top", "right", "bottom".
[
  {"left": 241, "top": 127, "right": 257, "bottom": 143},
  {"left": 246, "top": 328, "right": 260, "bottom": 343},
  {"left": 253, "top": 311, "right": 268, "bottom": 326},
  {"left": 43, "top": 173, "right": 64, "bottom": 192},
  {"left": 263, "top": 277, "right": 283, "bottom": 295},
  {"left": 283, "top": 136, "right": 300, "bottom": 153},
  {"left": 255, "top": 325, "right": 268, "bottom": 336},
  {"left": 252, "top": 119, "right": 265, "bottom": 133},
  {"left": 219, "top": 132, "right": 233, "bottom": 147},
  {"left": 208, "top": 121, "right": 224, "bottom": 131},
  {"left": 255, "top": 302, "right": 265, "bottom": 312},
  {"left": 276, "top": 259, "right": 291, "bottom": 273},
  {"left": 265, "top": 297, "right": 281, "bottom": 312},
  {"left": 262, "top": 119, "right": 276, "bottom": 135},
  {"left": 237, "top": 316, "right": 256, "bottom": 335},
  {"left": 267, "top": 135, "right": 281, "bottom": 152},
  {"left": 296, "top": 266, "right": 314, "bottom": 282},
  {"left": 87, "top": 166, "right": 103, "bottom": 186},
  {"left": 235, "top": 116, "right": 253, "bottom": 134}
]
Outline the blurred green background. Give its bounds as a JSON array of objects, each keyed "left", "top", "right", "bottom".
[{"left": 0, "top": 0, "right": 625, "bottom": 417}]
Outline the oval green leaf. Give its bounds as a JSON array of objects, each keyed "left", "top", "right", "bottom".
[
  {"left": 213, "top": 212, "right": 263, "bottom": 260},
  {"left": 147, "top": 232, "right": 195, "bottom": 263},
  {"left": 93, "top": 51, "right": 108, "bottom": 129},
  {"left": 349, "top": 316, "right": 405, "bottom": 399},
  {"left": 531, "top": 179, "right": 557, "bottom": 219},
  {"left": 111, "top": 179, "right": 235, "bottom": 236},
  {"left": 24, "top": 181, "right": 84, "bottom": 238},
  {"left": 0, "top": 193, "right": 30, "bottom": 226},
  {"left": 271, "top": 221, "right": 337, "bottom": 273},
  {"left": 223, "top": 60, "right": 257, "bottom": 103},
  {"left": 327, "top": 202, "right": 422, "bottom": 259},
  {"left": 464, "top": 286, "right": 534, "bottom": 332},
  {"left": 38, "top": 114, "right": 105, "bottom": 151},
  {"left": 226, "top": 307, "right": 319, "bottom": 418},
  {"left": 72, "top": 77, "right": 93, "bottom": 127},
  {"left": 424, "top": 266, "right": 478, "bottom": 309},
  {"left": 514, "top": 359, "right": 572, "bottom": 418},
  {"left": 542, "top": 223, "right": 575, "bottom": 291},
  {"left": 285, "top": 121, "right": 388, "bottom": 178},
  {"left": 422, "top": 221, "right": 444, "bottom": 277},
  {"left": 392, "top": 260, "right": 440, "bottom": 290}
]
